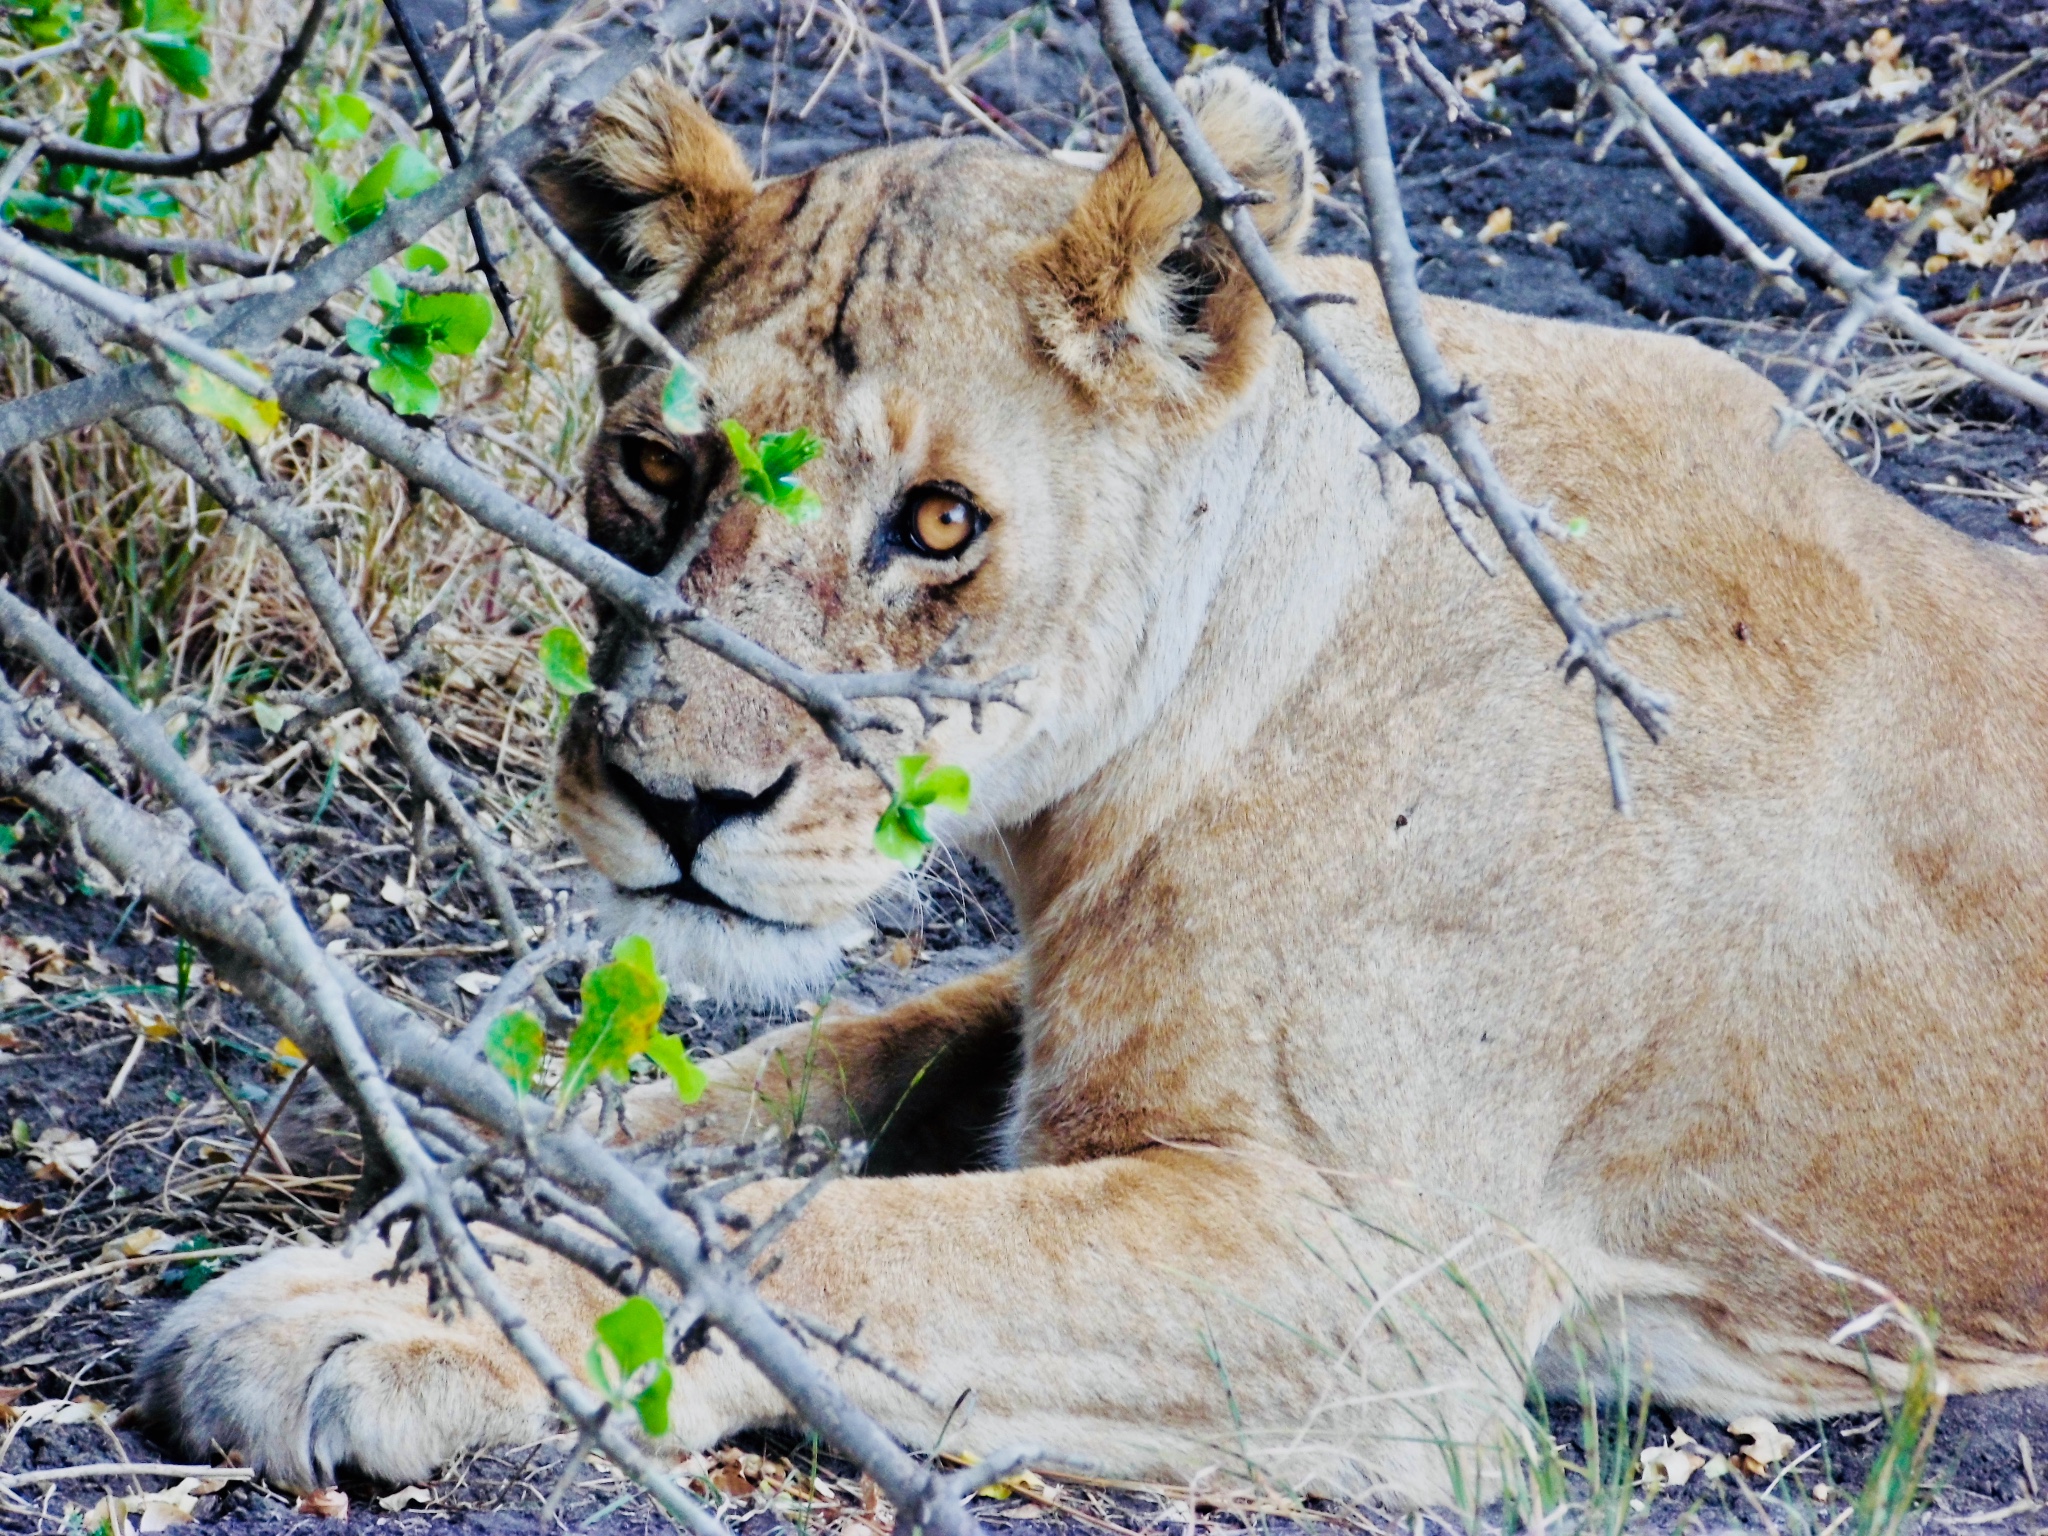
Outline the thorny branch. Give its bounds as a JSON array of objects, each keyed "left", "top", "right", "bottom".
[
  {"left": 0, "top": 0, "right": 1037, "bottom": 1519},
  {"left": 0, "top": 579, "right": 1019, "bottom": 1536},
  {"left": 0, "top": 0, "right": 2039, "bottom": 1521},
  {"left": 1097, "top": 0, "right": 1674, "bottom": 812}
]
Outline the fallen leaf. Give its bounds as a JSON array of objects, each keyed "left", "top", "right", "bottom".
[
  {"left": 380, "top": 876, "right": 428, "bottom": 923},
  {"left": 1533, "top": 220, "right": 1569, "bottom": 245},
  {"left": 1459, "top": 57, "right": 1525, "bottom": 101},
  {"left": 1728, "top": 1414, "right": 1796, "bottom": 1474},
  {"left": 13, "top": 1396, "right": 109, "bottom": 1428},
  {"left": 314, "top": 710, "right": 379, "bottom": 774},
  {"left": 454, "top": 971, "right": 497, "bottom": 997},
  {"left": 0, "top": 1196, "right": 40, "bottom": 1236},
  {"left": 1639, "top": 1442, "right": 1706, "bottom": 1492},
  {"left": 710, "top": 1464, "right": 755, "bottom": 1498},
  {"left": 1891, "top": 112, "right": 1957, "bottom": 149},
  {"left": 2008, "top": 482, "right": 2048, "bottom": 545},
  {"left": 121, "top": 1003, "right": 179, "bottom": 1041},
  {"left": 87, "top": 1492, "right": 133, "bottom": 1536},
  {"left": 1863, "top": 29, "right": 1929, "bottom": 103},
  {"left": 376, "top": 1486, "right": 435, "bottom": 1512},
  {"left": 1477, "top": 206, "right": 1514, "bottom": 244},
  {"left": 1691, "top": 35, "right": 1810, "bottom": 81},
  {"left": 100, "top": 1227, "right": 178, "bottom": 1263},
  {"left": 296, "top": 1488, "right": 349, "bottom": 1520},
  {"left": 26, "top": 1126, "right": 97, "bottom": 1182},
  {"left": 19, "top": 935, "right": 66, "bottom": 973},
  {"left": 134, "top": 1489, "right": 198, "bottom": 1531},
  {"left": 1741, "top": 122, "right": 1806, "bottom": 182}
]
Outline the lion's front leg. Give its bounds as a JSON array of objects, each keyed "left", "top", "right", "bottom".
[
  {"left": 678, "top": 1148, "right": 1526, "bottom": 1501},
  {"left": 132, "top": 1239, "right": 597, "bottom": 1489},
  {"left": 136, "top": 1144, "right": 1518, "bottom": 1501},
  {"left": 615, "top": 958, "right": 1023, "bottom": 1168}
]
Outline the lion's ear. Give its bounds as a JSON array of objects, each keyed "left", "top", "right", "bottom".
[
  {"left": 528, "top": 70, "right": 755, "bottom": 339},
  {"left": 1024, "top": 65, "right": 1314, "bottom": 411}
]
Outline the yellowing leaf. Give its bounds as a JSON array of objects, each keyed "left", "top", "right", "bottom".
[
  {"left": 559, "top": 936, "right": 669, "bottom": 1104},
  {"left": 172, "top": 355, "right": 279, "bottom": 444}
]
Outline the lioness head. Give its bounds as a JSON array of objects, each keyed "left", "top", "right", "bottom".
[{"left": 537, "top": 65, "right": 1317, "bottom": 1002}]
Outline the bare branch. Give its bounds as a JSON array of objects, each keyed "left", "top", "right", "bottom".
[{"left": 1095, "top": 0, "right": 1673, "bottom": 811}]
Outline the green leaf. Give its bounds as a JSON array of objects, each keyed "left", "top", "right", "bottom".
[
  {"left": 366, "top": 266, "right": 400, "bottom": 307},
  {"left": 559, "top": 935, "right": 669, "bottom": 1104},
  {"left": 3, "top": 191, "right": 74, "bottom": 232},
  {"left": 874, "top": 755, "right": 970, "bottom": 866},
  {"left": 309, "top": 166, "right": 349, "bottom": 245},
  {"left": 98, "top": 185, "right": 179, "bottom": 220},
  {"left": 590, "top": 1296, "right": 672, "bottom": 1437},
  {"left": 140, "top": 35, "right": 210, "bottom": 96},
  {"left": 538, "top": 626, "right": 594, "bottom": 697},
  {"left": 366, "top": 359, "right": 439, "bottom": 417},
  {"left": 640, "top": 1031, "right": 708, "bottom": 1104},
  {"left": 81, "top": 79, "right": 144, "bottom": 150},
  {"left": 719, "top": 418, "right": 823, "bottom": 523},
  {"left": 339, "top": 144, "right": 439, "bottom": 232},
  {"left": 310, "top": 87, "right": 371, "bottom": 148},
  {"left": 342, "top": 315, "right": 384, "bottom": 357},
  {"left": 402, "top": 290, "right": 492, "bottom": 355},
  {"left": 757, "top": 427, "right": 823, "bottom": 484},
  {"left": 874, "top": 802, "right": 930, "bottom": 867},
  {"left": 909, "top": 762, "right": 971, "bottom": 813},
  {"left": 6, "top": 0, "right": 79, "bottom": 46},
  {"left": 661, "top": 360, "right": 704, "bottom": 436},
  {"left": 484, "top": 1009, "right": 545, "bottom": 1095},
  {"left": 402, "top": 242, "right": 449, "bottom": 274},
  {"left": 1565, "top": 517, "right": 1590, "bottom": 538},
  {"left": 133, "top": 0, "right": 203, "bottom": 39},
  {"left": 172, "top": 354, "right": 279, "bottom": 444}
]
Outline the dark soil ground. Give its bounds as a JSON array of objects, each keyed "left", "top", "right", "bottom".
[{"left": 3, "top": 0, "right": 2046, "bottom": 1530}]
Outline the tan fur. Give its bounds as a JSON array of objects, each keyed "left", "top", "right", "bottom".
[{"left": 138, "top": 66, "right": 2048, "bottom": 1502}]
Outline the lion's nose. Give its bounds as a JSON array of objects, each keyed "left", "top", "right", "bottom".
[{"left": 604, "top": 762, "right": 797, "bottom": 896}]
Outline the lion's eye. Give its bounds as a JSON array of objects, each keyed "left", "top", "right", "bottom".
[
  {"left": 622, "top": 438, "right": 689, "bottom": 496},
  {"left": 902, "top": 490, "right": 977, "bottom": 558}
]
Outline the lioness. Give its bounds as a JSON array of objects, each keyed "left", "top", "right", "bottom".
[{"left": 137, "top": 66, "right": 2048, "bottom": 1502}]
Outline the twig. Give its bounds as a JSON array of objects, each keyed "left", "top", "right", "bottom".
[
  {"left": 0, "top": 229, "right": 276, "bottom": 398},
  {"left": 0, "top": 1464, "right": 256, "bottom": 1490},
  {"left": 0, "top": 1247, "right": 263, "bottom": 1306},
  {"left": 379, "top": 0, "right": 519, "bottom": 334},
  {"left": 203, "top": 1062, "right": 310, "bottom": 1215},
  {"left": 487, "top": 162, "right": 685, "bottom": 364}
]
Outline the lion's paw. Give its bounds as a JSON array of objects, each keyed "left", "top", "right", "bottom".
[{"left": 133, "top": 1244, "right": 549, "bottom": 1490}]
